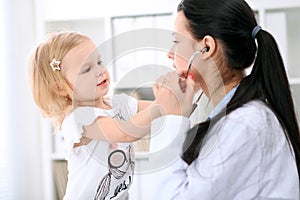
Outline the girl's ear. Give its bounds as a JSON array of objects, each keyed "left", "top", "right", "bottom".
[{"left": 55, "top": 83, "right": 69, "bottom": 97}]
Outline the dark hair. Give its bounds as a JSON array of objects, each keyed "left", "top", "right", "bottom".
[{"left": 179, "top": 0, "right": 300, "bottom": 180}]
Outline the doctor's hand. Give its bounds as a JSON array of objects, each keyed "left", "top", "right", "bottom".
[{"left": 153, "top": 71, "right": 195, "bottom": 118}]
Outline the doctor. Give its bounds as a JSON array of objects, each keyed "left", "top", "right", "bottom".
[{"left": 150, "top": 0, "right": 300, "bottom": 199}]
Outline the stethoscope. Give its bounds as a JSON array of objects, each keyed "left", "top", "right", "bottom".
[
  {"left": 180, "top": 47, "right": 209, "bottom": 116},
  {"left": 184, "top": 47, "right": 209, "bottom": 79}
]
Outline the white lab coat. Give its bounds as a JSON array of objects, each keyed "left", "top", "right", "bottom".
[{"left": 148, "top": 100, "right": 299, "bottom": 200}]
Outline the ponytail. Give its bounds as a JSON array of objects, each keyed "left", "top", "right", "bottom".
[{"left": 254, "top": 30, "right": 300, "bottom": 175}]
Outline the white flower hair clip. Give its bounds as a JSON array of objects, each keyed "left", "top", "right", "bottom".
[{"left": 50, "top": 58, "right": 61, "bottom": 71}]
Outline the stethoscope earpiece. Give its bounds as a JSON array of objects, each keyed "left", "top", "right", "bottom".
[{"left": 203, "top": 46, "right": 210, "bottom": 52}]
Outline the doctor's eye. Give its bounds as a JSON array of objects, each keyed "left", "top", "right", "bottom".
[{"left": 97, "top": 60, "right": 102, "bottom": 65}]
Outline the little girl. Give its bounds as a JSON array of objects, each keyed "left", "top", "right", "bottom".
[{"left": 28, "top": 31, "right": 192, "bottom": 200}]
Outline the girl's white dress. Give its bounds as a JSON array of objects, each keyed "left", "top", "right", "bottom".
[{"left": 59, "top": 94, "right": 137, "bottom": 200}]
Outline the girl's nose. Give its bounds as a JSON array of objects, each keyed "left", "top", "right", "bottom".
[{"left": 94, "top": 65, "right": 104, "bottom": 77}]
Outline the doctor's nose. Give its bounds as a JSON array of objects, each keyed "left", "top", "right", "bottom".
[
  {"left": 167, "top": 45, "right": 175, "bottom": 60},
  {"left": 167, "top": 50, "right": 175, "bottom": 60}
]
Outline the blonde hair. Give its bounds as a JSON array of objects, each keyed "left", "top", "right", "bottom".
[{"left": 29, "top": 31, "right": 90, "bottom": 129}]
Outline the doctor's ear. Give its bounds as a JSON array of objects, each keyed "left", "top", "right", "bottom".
[{"left": 197, "top": 35, "right": 216, "bottom": 56}]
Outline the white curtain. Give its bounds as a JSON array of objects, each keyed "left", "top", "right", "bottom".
[
  {"left": 0, "top": 0, "right": 44, "bottom": 199},
  {"left": 0, "top": 0, "right": 13, "bottom": 199}
]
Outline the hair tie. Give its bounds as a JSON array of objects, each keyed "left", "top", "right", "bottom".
[
  {"left": 179, "top": 0, "right": 185, "bottom": 10},
  {"left": 252, "top": 25, "right": 262, "bottom": 39}
]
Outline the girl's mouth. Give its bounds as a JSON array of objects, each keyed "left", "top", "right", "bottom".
[{"left": 97, "top": 79, "right": 108, "bottom": 87}]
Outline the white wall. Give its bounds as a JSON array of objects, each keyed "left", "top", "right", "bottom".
[{"left": 43, "top": 0, "right": 177, "bottom": 20}]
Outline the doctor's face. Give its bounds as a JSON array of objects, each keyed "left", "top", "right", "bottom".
[{"left": 168, "top": 11, "right": 198, "bottom": 78}]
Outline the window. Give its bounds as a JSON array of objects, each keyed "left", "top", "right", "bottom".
[{"left": 110, "top": 13, "right": 174, "bottom": 85}]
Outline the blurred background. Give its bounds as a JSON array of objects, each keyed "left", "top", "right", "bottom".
[{"left": 1, "top": 0, "right": 300, "bottom": 199}]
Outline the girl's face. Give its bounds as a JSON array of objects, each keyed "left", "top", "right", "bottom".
[{"left": 62, "top": 39, "right": 110, "bottom": 106}]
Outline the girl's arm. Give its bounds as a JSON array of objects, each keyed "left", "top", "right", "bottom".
[
  {"left": 83, "top": 101, "right": 163, "bottom": 143},
  {"left": 138, "top": 100, "right": 152, "bottom": 111},
  {"left": 83, "top": 72, "right": 194, "bottom": 143}
]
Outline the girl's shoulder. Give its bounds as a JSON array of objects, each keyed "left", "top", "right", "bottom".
[
  {"left": 64, "top": 106, "right": 105, "bottom": 126},
  {"left": 111, "top": 93, "right": 138, "bottom": 107},
  {"left": 111, "top": 93, "right": 138, "bottom": 117}
]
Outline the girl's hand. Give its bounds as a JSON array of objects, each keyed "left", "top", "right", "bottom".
[{"left": 153, "top": 71, "right": 195, "bottom": 117}]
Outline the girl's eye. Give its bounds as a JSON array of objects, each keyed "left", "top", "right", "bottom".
[
  {"left": 172, "top": 40, "right": 179, "bottom": 44},
  {"left": 81, "top": 67, "right": 91, "bottom": 74},
  {"left": 97, "top": 60, "right": 102, "bottom": 65}
]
